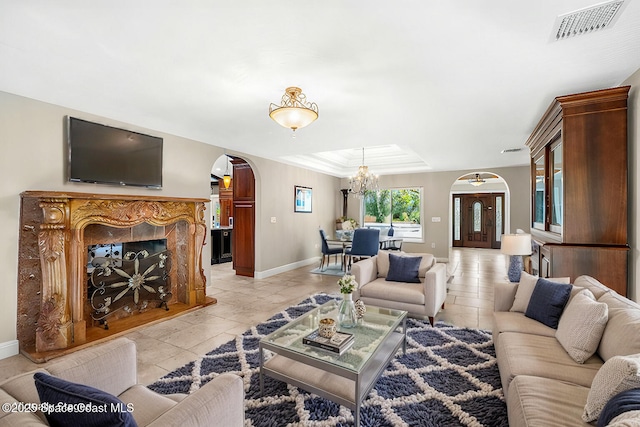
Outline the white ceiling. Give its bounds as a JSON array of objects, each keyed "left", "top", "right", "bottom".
[{"left": 1, "top": 1, "right": 639, "bottom": 177}]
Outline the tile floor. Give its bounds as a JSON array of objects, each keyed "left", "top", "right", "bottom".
[{"left": 0, "top": 247, "right": 509, "bottom": 385}]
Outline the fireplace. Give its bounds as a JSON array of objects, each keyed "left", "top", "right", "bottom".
[{"left": 17, "top": 191, "right": 212, "bottom": 361}]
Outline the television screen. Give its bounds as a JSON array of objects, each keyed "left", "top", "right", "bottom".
[{"left": 67, "top": 117, "right": 163, "bottom": 189}]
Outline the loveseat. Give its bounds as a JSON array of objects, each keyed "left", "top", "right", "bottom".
[
  {"left": 0, "top": 337, "right": 244, "bottom": 426},
  {"left": 351, "top": 250, "right": 447, "bottom": 325},
  {"left": 494, "top": 273, "right": 640, "bottom": 426}
]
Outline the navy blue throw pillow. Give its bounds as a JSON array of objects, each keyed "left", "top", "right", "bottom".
[
  {"left": 386, "top": 253, "right": 422, "bottom": 283},
  {"left": 524, "top": 278, "right": 572, "bottom": 329},
  {"left": 598, "top": 388, "right": 640, "bottom": 427},
  {"left": 33, "top": 372, "right": 137, "bottom": 427}
]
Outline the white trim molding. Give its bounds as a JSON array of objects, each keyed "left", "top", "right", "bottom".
[
  {"left": 254, "top": 257, "right": 319, "bottom": 279},
  {"left": 0, "top": 340, "right": 19, "bottom": 360}
]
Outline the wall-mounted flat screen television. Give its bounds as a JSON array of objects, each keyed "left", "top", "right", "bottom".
[{"left": 67, "top": 116, "right": 163, "bottom": 189}]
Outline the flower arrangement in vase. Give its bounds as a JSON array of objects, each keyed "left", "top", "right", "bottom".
[{"left": 337, "top": 274, "right": 358, "bottom": 328}]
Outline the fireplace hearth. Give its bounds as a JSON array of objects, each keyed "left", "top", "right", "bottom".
[{"left": 17, "top": 191, "right": 212, "bottom": 361}]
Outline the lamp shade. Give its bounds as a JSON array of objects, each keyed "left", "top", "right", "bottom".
[
  {"left": 269, "top": 106, "right": 318, "bottom": 131},
  {"left": 222, "top": 174, "right": 231, "bottom": 189},
  {"left": 501, "top": 234, "right": 532, "bottom": 256}
]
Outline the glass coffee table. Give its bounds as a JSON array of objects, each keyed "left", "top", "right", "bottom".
[{"left": 259, "top": 299, "right": 407, "bottom": 426}]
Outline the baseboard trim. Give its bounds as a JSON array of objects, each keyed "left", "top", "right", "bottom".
[
  {"left": 0, "top": 340, "right": 19, "bottom": 360},
  {"left": 254, "top": 257, "right": 318, "bottom": 279}
]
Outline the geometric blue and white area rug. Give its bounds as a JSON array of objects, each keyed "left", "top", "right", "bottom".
[{"left": 148, "top": 294, "right": 508, "bottom": 427}]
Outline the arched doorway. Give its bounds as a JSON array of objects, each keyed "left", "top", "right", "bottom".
[
  {"left": 210, "top": 154, "right": 256, "bottom": 277},
  {"left": 450, "top": 172, "right": 510, "bottom": 249}
]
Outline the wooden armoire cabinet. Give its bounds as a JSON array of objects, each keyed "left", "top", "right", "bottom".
[{"left": 526, "top": 86, "right": 630, "bottom": 295}]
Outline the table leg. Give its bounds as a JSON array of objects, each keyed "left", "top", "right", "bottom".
[
  {"left": 402, "top": 316, "right": 407, "bottom": 355},
  {"left": 259, "top": 344, "right": 264, "bottom": 395}
]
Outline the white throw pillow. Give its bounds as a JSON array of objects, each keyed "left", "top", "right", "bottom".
[
  {"left": 510, "top": 272, "right": 571, "bottom": 313},
  {"left": 556, "top": 289, "right": 608, "bottom": 363},
  {"left": 583, "top": 354, "right": 640, "bottom": 422},
  {"left": 607, "top": 410, "right": 640, "bottom": 426}
]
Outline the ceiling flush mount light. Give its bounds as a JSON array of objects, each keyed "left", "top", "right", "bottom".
[
  {"left": 269, "top": 87, "right": 318, "bottom": 135},
  {"left": 469, "top": 173, "right": 486, "bottom": 187},
  {"left": 349, "top": 148, "right": 379, "bottom": 198}
]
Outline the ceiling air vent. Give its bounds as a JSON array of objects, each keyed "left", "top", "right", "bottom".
[
  {"left": 501, "top": 148, "right": 523, "bottom": 154},
  {"left": 553, "top": 0, "right": 627, "bottom": 41}
]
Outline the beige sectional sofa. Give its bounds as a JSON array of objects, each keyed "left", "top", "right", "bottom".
[
  {"left": 0, "top": 337, "right": 244, "bottom": 426},
  {"left": 494, "top": 274, "right": 640, "bottom": 426},
  {"left": 351, "top": 250, "right": 447, "bottom": 325}
]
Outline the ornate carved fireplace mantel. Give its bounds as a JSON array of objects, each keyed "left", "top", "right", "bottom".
[{"left": 17, "top": 191, "right": 211, "bottom": 360}]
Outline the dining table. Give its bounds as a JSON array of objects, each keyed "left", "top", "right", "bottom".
[{"left": 326, "top": 235, "right": 403, "bottom": 250}]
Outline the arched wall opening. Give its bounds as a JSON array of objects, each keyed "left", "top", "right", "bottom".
[{"left": 448, "top": 171, "right": 512, "bottom": 249}]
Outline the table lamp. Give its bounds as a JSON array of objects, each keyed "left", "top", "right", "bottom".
[{"left": 501, "top": 233, "right": 532, "bottom": 282}]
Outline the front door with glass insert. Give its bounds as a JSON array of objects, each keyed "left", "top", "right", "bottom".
[{"left": 452, "top": 193, "right": 504, "bottom": 249}]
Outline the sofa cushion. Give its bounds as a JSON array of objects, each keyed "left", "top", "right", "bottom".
[
  {"left": 507, "top": 375, "right": 591, "bottom": 427},
  {"left": 376, "top": 251, "right": 434, "bottom": 278},
  {"left": 33, "top": 372, "right": 138, "bottom": 427},
  {"left": 525, "top": 278, "right": 572, "bottom": 329},
  {"left": 598, "top": 388, "right": 640, "bottom": 427},
  {"left": 510, "top": 272, "right": 570, "bottom": 313},
  {"left": 496, "top": 332, "right": 602, "bottom": 396},
  {"left": 0, "top": 368, "right": 49, "bottom": 423},
  {"left": 556, "top": 289, "right": 609, "bottom": 364},
  {"left": 492, "top": 311, "right": 556, "bottom": 345},
  {"left": 0, "top": 387, "right": 48, "bottom": 425},
  {"left": 598, "top": 298, "right": 640, "bottom": 362},
  {"left": 386, "top": 253, "right": 421, "bottom": 283},
  {"left": 583, "top": 354, "right": 640, "bottom": 422},
  {"left": 358, "top": 278, "right": 425, "bottom": 305}
]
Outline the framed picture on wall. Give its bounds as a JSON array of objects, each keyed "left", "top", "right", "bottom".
[{"left": 294, "top": 185, "right": 312, "bottom": 213}]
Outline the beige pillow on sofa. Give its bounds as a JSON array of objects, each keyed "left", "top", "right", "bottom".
[
  {"left": 510, "top": 271, "right": 571, "bottom": 313},
  {"left": 583, "top": 354, "right": 640, "bottom": 422},
  {"left": 556, "top": 289, "right": 608, "bottom": 364}
]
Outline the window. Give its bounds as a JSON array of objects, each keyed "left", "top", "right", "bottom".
[
  {"left": 454, "top": 197, "right": 461, "bottom": 241},
  {"left": 364, "top": 187, "right": 422, "bottom": 241},
  {"left": 473, "top": 201, "right": 482, "bottom": 232}
]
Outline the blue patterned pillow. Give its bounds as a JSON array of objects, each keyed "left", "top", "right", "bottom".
[
  {"left": 386, "top": 253, "right": 422, "bottom": 283},
  {"left": 524, "top": 278, "right": 572, "bottom": 329},
  {"left": 34, "top": 372, "right": 137, "bottom": 427},
  {"left": 598, "top": 388, "right": 640, "bottom": 427}
]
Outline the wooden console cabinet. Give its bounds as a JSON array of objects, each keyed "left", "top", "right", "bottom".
[{"left": 526, "top": 86, "right": 630, "bottom": 295}]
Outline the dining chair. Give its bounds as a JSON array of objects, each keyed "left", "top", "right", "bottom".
[
  {"left": 386, "top": 226, "right": 402, "bottom": 251},
  {"left": 319, "top": 229, "right": 343, "bottom": 271},
  {"left": 345, "top": 228, "right": 380, "bottom": 270}
]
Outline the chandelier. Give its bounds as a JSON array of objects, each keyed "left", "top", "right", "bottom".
[
  {"left": 269, "top": 87, "right": 318, "bottom": 134},
  {"left": 349, "top": 148, "right": 379, "bottom": 198},
  {"left": 469, "top": 173, "right": 486, "bottom": 187}
]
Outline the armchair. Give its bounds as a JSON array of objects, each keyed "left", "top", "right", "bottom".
[{"left": 351, "top": 250, "right": 447, "bottom": 325}]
